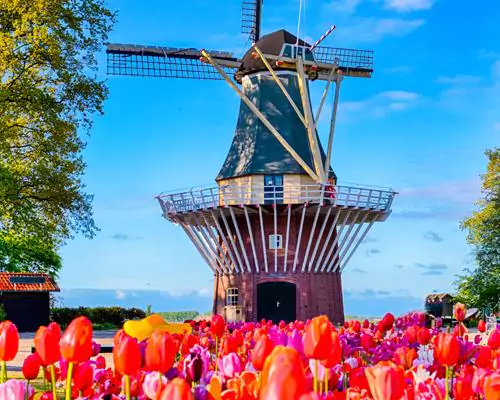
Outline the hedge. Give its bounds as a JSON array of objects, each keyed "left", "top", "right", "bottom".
[{"left": 51, "top": 307, "right": 146, "bottom": 327}]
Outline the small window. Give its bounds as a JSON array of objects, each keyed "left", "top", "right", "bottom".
[
  {"left": 226, "top": 288, "right": 239, "bottom": 306},
  {"left": 269, "top": 234, "right": 283, "bottom": 249}
]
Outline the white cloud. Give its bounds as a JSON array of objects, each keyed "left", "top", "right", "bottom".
[
  {"left": 341, "top": 90, "right": 421, "bottom": 118},
  {"left": 399, "top": 178, "right": 481, "bottom": 205},
  {"left": 435, "top": 74, "right": 481, "bottom": 85},
  {"left": 115, "top": 289, "right": 126, "bottom": 300},
  {"left": 335, "top": 18, "right": 425, "bottom": 44},
  {"left": 380, "top": 91, "right": 421, "bottom": 101},
  {"left": 384, "top": 0, "right": 435, "bottom": 12},
  {"left": 327, "top": 0, "right": 363, "bottom": 14}
]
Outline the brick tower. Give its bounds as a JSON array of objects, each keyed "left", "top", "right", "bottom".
[{"left": 106, "top": 4, "right": 396, "bottom": 324}]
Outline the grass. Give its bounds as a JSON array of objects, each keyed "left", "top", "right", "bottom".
[{"left": 10, "top": 372, "right": 66, "bottom": 399}]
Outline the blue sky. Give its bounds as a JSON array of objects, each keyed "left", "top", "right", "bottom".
[{"left": 58, "top": 0, "right": 499, "bottom": 310}]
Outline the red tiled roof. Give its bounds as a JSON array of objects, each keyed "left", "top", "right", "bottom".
[{"left": 0, "top": 273, "right": 60, "bottom": 292}]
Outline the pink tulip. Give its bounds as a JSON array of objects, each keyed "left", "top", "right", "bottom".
[
  {"left": 142, "top": 371, "right": 167, "bottom": 399},
  {"left": 218, "top": 353, "right": 242, "bottom": 379},
  {"left": 0, "top": 379, "right": 34, "bottom": 399},
  {"left": 308, "top": 358, "right": 327, "bottom": 380}
]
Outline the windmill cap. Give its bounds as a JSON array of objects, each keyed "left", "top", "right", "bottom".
[{"left": 235, "top": 29, "right": 311, "bottom": 80}]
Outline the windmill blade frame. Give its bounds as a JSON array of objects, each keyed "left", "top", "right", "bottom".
[
  {"left": 106, "top": 44, "right": 241, "bottom": 80},
  {"left": 242, "top": 0, "right": 263, "bottom": 43}
]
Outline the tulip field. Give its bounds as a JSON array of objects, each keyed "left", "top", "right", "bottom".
[{"left": 0, "top": 304, "right": 499, "bottom": 399}]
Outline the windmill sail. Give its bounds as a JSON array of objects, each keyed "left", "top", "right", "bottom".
[{"left": 106, "top": 44, "right": 241, "bottom": 80}]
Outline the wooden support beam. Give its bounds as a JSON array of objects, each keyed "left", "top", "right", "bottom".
[
  {"left": 301, "top": 204, "right": 322, "bottom": 272},
  {"left": 314, "top": 207, "right": 342, "bottom": 272},
  {"left": 326, "top": 210, "right": 362, "bottom": 273},
  {"left": 296, "top": 56, "right": 327, "bottom": 183},
  {"left": 283, "top": 205, "right": 292, "bottom": 273},
  {"left": 229, "top": 207, "right": 252, "bottom": 273},
  {"left": 258, "top": 205, "right": 269, "bottom": 273},
  {"left": 209, "top": 210, "right": 240, "bottom": 274},
  {"left": 219, "top": 208, "right": 246, "bottom": 273},
  {"left": 243, "top": 206, "right": 260, "bottom": 273},
  {"left": 201, "top": 50, "right": 319, "bottom": 183},
  {"left": 324, "top": 77, "right": 342, "bottom": 177},
  {"left": 292, "top": 204, "right": 308, "bottom": 272},
  {"left": 253, "top": 46, "right": 307, "bottom": 127},
  {"left": 307, "top": 206, "right": 332, "bottom": 272},
  {"left": 315, "top": 67, "right": 336, "bottom": 128}
]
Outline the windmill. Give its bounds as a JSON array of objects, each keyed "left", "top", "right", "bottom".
[{"left": 106, "top": 0, "right": 397, "bottom": 324}]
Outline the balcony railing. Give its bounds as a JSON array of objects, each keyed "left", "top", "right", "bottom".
[{"left": 157, "top": 183, "right": 396, "bottom": 215}]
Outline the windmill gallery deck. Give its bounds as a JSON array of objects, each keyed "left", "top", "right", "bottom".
[{"left": 105, "top": 1, "right": 397, "bottom": 324}]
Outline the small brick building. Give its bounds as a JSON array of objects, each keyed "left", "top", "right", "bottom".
[{"left": 0, "top": 273, "right": 60, "bottom": 332}]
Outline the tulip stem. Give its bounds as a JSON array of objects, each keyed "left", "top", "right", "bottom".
[
  {"left": 314, "top": 359, "right": 318, "bottom": 392},
  {"left": 65, "top": 362, "right": 74, "bottom": 400},
  {"left": 50, "top": 364, "right": 57, "bottom": 400},
  {"left": 215, "top": 336, "right": 219, "bottom": 372},
  {"left": 157, "top": 372, "right": 163, "bottom": 399},
  {"left": 25, "top": 380, "right": 30, "bottom": 400},
  {"left": 125, "top": 374, "right": 131, "bottom": 400},
  {"left": 1, "top": 361, "right": 6, "bottom": 383},
  {"left": 445, "top": 366, "right": 449, "bottom": 400},
  {"left": 325, "top": 370, "right": 329, "bottom": 394}
]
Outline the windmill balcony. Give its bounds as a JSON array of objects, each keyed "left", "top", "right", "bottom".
[{"left": 157, "top": 182, "right": 396, "bottom": 218}]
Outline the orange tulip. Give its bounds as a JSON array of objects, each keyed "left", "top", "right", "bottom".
[
  {"left": 433, "top": 333, "right": 460, "bottom": 366},
  {"left": 484, "top": 371, "right": 500, "bottom": 400},
  {"left": 393, "top": 347, "right": 417, "bottom": 370},
  {"left": 145, "top": 331, "right": 178, "bottom": 373},
  {"left": 260, "top": 345, "right": 308, "bottom": 400},
  {"left": 0, "top": 321, "right": 19, "bottom": 361},
  {"left": 113, "top": 332, "right": 142, "bottom": 376},
  {"left": 60, "top": 316, "right": 93, "bottom": 363},
  {"left": 303, "top": 316, "right": 333, "bottom": 360},
  {"left": 364, "top": 361, "right": 406, "bottom": 400},
  {"left": 251, "top": 334, "right": 274, "bottom": 371},
  {"left": 34, "top": 325, "right": 61, "bottom": 366},
  {"left": 453, "top": 303, "right": 466, "bottom": 322},
  {"left": 160, "top": 378, "right": 193, "bottom": 400}
]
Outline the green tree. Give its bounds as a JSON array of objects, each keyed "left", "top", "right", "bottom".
[
  {"left": 454, "top": 147, "right": 500, "bottom": 312},
  {"left": 0, "top": 0, "right": 116, "bottom": 276}
]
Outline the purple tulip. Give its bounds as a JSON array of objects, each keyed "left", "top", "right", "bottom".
[
  {"left": 184, "top": 344, "right": 210, "bottom": 383},
  {"left": 218, "top": 353, "right": 242, "bottom": 379}
]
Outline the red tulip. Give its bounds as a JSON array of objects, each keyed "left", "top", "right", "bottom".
[
  {"left": 361, "top": 333, "right": 375, "bottom": 350},
  {"left": 433, "top": 333, "right": 459, "bottom": 366},
  {"left": 380, "top": 313, "right": 395, "bottom": 331},
  {"left": 47, "top": 322, "right": 62, "bottom": 340},
  {"left": 160, "top": 378, "right": 193, "bottom": 400},
  {"left": 211, "top": 315, "right": 226, "bottom": 338},
  {"left": 417, "top": 327, "right": 431, "bottom": 345},
  {"left": 454, "top": 303, "right": 466, "bottom": 322},
  {"left": 22, "top": 353, "right": 41, "bottom": 380},
  {"left": 0, "top": 321, "right": 19, "bottom": 361},
  {"left": 145, "top": 331, "right": 178, "bottom": 373},
  {"left": 404, "top": 325, "right": 418, "bottom": 344},
  {"left": 304, "top": 315, "right": 333, "bottom": 360},
  {"left": 320, "top": 331, "right": 342, "bottom": 368},
  {"left": 365, "top": 361, "right": 406, "bottom": 400},
  {"left": 113, "top": 332, "right": 142, "bottom": 376},
  {"left": 260, "top": 346, "right": 307, "bottom": 400},
  {"left": 251, "top": 334, "right": 274, "bottom": 371},
  {"left": 34, "top": 326, "right": 61, "bottom": 366},
  {"left": 475, "top": 346, "right": 492, "bottom": 369},
  {"left": 60, "top": 316, "right": 93, "bottom": 363},
  {"left": 73, "top": 362, "right": 94, "bottom": 392},
  {"left": 453, "top": 365, "right": 475, "bottom": 400},
  {"left": 488, "top": 328, "right": 500, "bottom": 349},
  {"left": 477, "top": 320, "right": 486, "bottom": 333}
]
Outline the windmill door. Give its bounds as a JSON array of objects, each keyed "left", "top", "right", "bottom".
[{"left": 264, "top": 175, "right": 284, "bottom": 205}]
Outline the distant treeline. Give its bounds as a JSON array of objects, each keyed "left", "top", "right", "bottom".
[{"left": 159, "top": 311, "right": 210, "bottom": 322}]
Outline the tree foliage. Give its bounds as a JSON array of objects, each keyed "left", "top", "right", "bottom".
[
  {"left": 0, "top": 0, "right": 116, "bottom": 276},
  {"left": 455, "top": 147, "right": 500, "bottom": 312}
]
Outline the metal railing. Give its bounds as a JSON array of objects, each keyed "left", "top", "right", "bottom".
[{"left": 157, "top": 183, "right": 396, "bottom": 215}]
